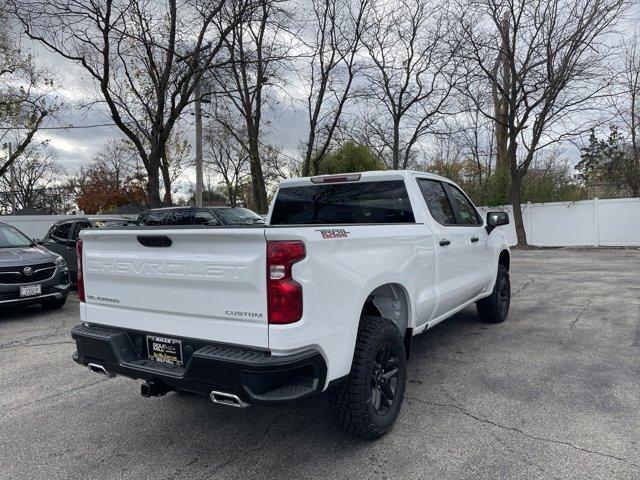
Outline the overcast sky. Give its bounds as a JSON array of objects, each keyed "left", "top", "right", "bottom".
[
  {"left": 24, "top": 4, "right": 640, "bottom": 184},
  {"left": 27, "top": 32, "right": 308, "bottom": 185}
]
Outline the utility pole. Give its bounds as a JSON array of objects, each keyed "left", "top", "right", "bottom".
[
  {"left": 8, "top": 142, "right": 16, "bottom": 214},
  {"left": 194, "top": 80, "right": 203, "bottom": 208}
]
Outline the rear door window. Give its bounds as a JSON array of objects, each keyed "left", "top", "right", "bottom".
[
  {"left": 52, "top": 222, "right": 72, "bottom": 241},
  {"left": 270, "top": 180, "right": 415, "bottom": 225},
  {"left": 416, "top": 179, "right": 456, "bottom": 225}
]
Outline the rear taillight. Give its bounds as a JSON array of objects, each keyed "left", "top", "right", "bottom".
[
  {"left": 267, "top": 241, "right": 305, "bottom": 324},
  {"left": 76, "top": 239, "right": 85, "bottom": 302}
]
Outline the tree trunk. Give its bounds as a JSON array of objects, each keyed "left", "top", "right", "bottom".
[
  {"left": 493, "top": 12, "right": 510, "bottom": 176},
  {"left": 247, "top": 129, "right": 268, "bottom": 213},
  {"left": 392, "top": 119, "right": 400, "bottom": 169},
  {"left": 509, "top": 174, "right": 528, "bottom": 246},
  {"left": 146, "top": 168, "right": 162, "bottom": 208},
  {"left": 311, "top": 152, "right": 322, "bottom": 176},
  {"left": 302, "top": 159, "right": 311, "bottom": 177},
  {"left": 495, "top": 114, "right": 508, "bottom": 173},
  {"left": 302, "top": 133, "right": 315, "bottom": 176},
  {"left": 160, "top": 163, "right": 173, "bottom": 206},
  {"left": 227, "top": 183, "right": 236, "bottom": 207}
]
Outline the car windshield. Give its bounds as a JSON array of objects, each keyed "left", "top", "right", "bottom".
[
  {"left": 215, "top": 208, "right": 264, "bottom": 225},
  {"left": 0, "top": 225, "right": 33, "bottom": 248}
]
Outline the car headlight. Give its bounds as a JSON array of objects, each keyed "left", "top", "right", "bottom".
[{"left": 54, "top": 255, "right": 67, "bottom": 267}]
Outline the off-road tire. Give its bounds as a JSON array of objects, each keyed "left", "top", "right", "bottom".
[
  {"left": 330, "top": 316, "right": 406, "bottom": 439},
  {"left": 476, "top": 264, "right": 510, "bottom": 323}
]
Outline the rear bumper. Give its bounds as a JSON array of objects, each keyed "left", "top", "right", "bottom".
[{"left": 71, "top": 324, "right": 327, "bottom": 405}]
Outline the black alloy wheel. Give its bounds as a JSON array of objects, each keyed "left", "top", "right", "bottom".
[{"left": 371, "top": 342, "right": 400, "bottom": 415}]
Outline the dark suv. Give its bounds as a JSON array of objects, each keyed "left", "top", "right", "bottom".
[
  {"left": 0, "top": 221, "right": 70, "bottom": 309},
  {"left": 137, "top": 207, "right": 265, "bottom": 226},
  {"left": 41, "top": 217, "right": 136, "bottom": 282}
]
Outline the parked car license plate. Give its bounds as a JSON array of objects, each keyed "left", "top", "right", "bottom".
[
  {"left": 147, "top": 336, "right": 183, "bottom": 365},
  {"left": 19, "top": 284, "right": 42, "bottom": 298}
]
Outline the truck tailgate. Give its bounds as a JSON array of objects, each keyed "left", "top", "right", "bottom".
[{"left": 80, "top": 228, "right": 269, "bottom": 349}]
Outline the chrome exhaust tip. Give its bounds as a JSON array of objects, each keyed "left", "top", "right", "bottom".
[
  {"left": 87, "top": 363, "right": 115, "bottom": 378},
  {"left": 210, "top": 390, "right": 249, "bottom": 408}
]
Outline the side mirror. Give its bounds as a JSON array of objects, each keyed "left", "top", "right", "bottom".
[
  {"left": 33, "top": 238, "right": 42, "bottom": 245},
  {"left": 486, "top": 211, "right": 509, "bottom": 233}
]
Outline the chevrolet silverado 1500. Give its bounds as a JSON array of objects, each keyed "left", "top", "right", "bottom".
[{"left": 71, "top": 170, "right": 511, "bottom": 438}]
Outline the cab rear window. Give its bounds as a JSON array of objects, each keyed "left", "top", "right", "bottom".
[{"left": 270, "top": 180, "right": 415, "bottom": 225}]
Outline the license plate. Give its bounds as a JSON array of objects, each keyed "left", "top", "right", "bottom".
[
  {"left": 147, "top": 336, "right": 183, "bottom": 366},
  {"left": 20, "top": 284, "right": 42, "bottom": 298}
]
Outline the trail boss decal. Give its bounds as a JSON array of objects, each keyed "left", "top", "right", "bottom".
[{"left": 316, "top": 228, "right": 350, "bottom": 239}]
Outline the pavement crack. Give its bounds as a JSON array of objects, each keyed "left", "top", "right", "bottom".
[
  {"left": 493, "top": 435, "right": 564, "bottom": 480},
  {"left": 0, "top": 340, "right": 74, "bottom": 351},
  {"left": 633, "top": 301, "right": 640, "bottom": 347},
  {"left": 261, "top": 405, "right": 297, "bottom": 438},
  {"left": 512, "top": 275, "right": 535, "bottom": 297},
  {"left": 0, "top": 329, "right": 70, "bottom": 350},
  {"left": 5, "top": 378, "right": 109, "bottom": 415},
  {"left": 570, "top": 298, "right": 593, "bottom": 329},
  {"left": 194, "top": 405, "right": 297, "bottom": 480},
  {"left": 405, "top": 396, "right": 640, "bottom": 469}
]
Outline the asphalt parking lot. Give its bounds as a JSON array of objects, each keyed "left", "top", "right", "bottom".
[{"left": 1, "top": 249, "right": 639, "bottom": 480}]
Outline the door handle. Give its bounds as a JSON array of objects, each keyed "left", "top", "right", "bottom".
[
  {"left": 471, "top": 237, "right": 479, "bottom": 243},
  {"left": 439, "top": 239, "right": 451, "bottom": 247}
]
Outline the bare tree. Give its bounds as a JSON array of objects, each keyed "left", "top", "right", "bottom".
[
  {"left": 204, "top": 122, "right": 250, "bottom": 206},
  {"left": 458, "top": 0, "right": 632, "bottom": 245},
  {"left": 448, "top": 89, "right": 498, "bottom": 197},
  {"left": 13, "top": 0, "right": 253, "bottom": 207},
  {"left": 160, "top": 131, "right": 191, "bottom": 205},
  {"left": 0, "top": 143, "right": 70, "bottom": 213},
  {"left": 0, "top": 9, "right": 60, "bottom": 178},
  {"left": 610, "top": 31, "right": 640, "bottom": 195},
  {"left": 491, "top": 11, "right": 510, "bottom": 174},
  {"left": 69, "top": 139, "right": 149, "bottom": 213},
  {"left": 300, "top": 0, "right": 367, "bottom": 176},
  {"left": 211, "top": 0, "right": 293, "bottom": 213},
  {"left": 360, "top": 0, "right": 458, "bottom": 169},
  {"left": 261, "top": 143, "right": 291, "bottom": 184}
]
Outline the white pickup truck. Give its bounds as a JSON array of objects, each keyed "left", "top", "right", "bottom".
[{"left": 71, "top": 170, "right": 511, "bottom": 438}]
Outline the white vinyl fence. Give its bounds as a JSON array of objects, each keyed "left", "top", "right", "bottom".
[
  {"left": 0, "top": 214, "right": 134, "bottom": 239},
  {"left": 478, "top": 197, "right": 640, "bottom": 247},
  {"left": 1, "top": 197, "right": 639, "bottom": 247}
]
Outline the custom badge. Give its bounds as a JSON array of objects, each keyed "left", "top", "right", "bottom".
[{"left": 316, "top": 228, "right": 350, "bottom": 239}]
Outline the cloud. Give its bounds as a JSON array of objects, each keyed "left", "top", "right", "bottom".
[{"left": 24, "top": 0, "right": 640, "bottom": 178}]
